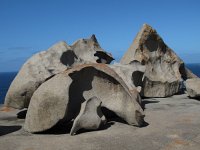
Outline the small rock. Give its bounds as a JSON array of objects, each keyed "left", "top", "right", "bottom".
[
  {"left": 70, "top": 97, "right": 106, "bottom": 135},
  {"left": 186, "top": 78, "right": 200, "bottom": 99}
]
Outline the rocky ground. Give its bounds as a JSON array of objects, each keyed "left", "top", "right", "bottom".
[{"left": 0, "top": 94, "right": 200, "bottom": 150}]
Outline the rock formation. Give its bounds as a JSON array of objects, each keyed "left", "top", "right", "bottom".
[
  {"left": 24, "top": 63, "right": 144, "bottom": 133},
  {"left": 4, "top": 35, "right": 114, "bottom": 109},
  {"left": 4, "top": 23, "right": 198, "bottom": 135},
  {"left": 186, "top": 78, "right": 200, "bottom": 99},
  {"left": 120, "top": 24, "right": 196, "bottom": 97},
  {"left": 70, "top": 97, "right": 106, "bottom": 135}
]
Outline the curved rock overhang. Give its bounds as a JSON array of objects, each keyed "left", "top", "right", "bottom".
[{"left": 24, "top": 63, "right": 144, "bottom": 133}]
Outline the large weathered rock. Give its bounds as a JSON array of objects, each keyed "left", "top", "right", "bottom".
[
  {"left": 24, "top": 73, "right": 72, "bottom": 132},
  {"left": 24, "top": 63, "right": 144, "bottom": 133},
  {"left": 120, "top": 24, "right": 196, "bottom": 97},
  {"left": 70, "top": 97, "right": 106, "bottom": 135},
  {"left": 5, "top": 35, "right": 114, "bottom": 109},
  {"left": 5, "top": 41, "right": 70, "bottom": 109},
  {"left": 186, "top": 78, "right": 200, "bottom": 99}
]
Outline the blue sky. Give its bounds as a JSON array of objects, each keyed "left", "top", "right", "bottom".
[{"left": 0, "top": 0, "right": 200, "bottom": 72}]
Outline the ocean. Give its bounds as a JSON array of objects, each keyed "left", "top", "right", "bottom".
[
  {"left": 0, "top": 72, "right": 17, "bottom": 104},
  {"left": 0, "top": 64, "right": 200, "bottom": 104}
]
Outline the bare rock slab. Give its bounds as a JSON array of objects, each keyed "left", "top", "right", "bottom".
[
  {"left": 186, "top": 78, "right": 200, "bottom": 99},
  {"left": 120, "top": 24, "right": 196, "bottom": 97},
  {"left": 70, "top": 97, "right": 106, "bottom": 135},
  {"left": 24, "top": 63, "right": 144, "bottom": 133},
  {"left": 4, "top": 35, "right": 114, "bottom": 109},
  {"left": 1, "top": 94, "right": 200, "bottom": 150}
]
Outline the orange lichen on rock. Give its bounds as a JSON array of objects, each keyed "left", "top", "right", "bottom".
[{"left": 0, "top": 106, "right": 14, "bottom": 112}]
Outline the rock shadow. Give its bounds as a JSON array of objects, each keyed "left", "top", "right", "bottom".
[
  {"left": 66, "top": 67, "right": 95, "bottom": 121},
  {"left": 187, "top": 96, "right": 200, "bottom": 101},
  {"left": 60, "top": 50, "right": 78, "bottom": 66},
  {"left": 102, "top": 107, "right": 149, "bottom": 128},
  {"left": 17, "top": 109, "right": 27, "bottom": 119},
  {"left": 75, "top": 122, "right": 114, "bottom": 135},
  {"left": 132, "top": 71, "right": 144, "bottom": 87},
  {"left": 94, "top": 51, "right": 114, "bottom": 64},
  {"left": 101, "top": 107, "right": 127, "bottom": 124},
  {"left": 38, "top": 120, "right": 114, "bottom": 135},
  {"left": 0, "top": 125, "right": 21, "bottom": 136},
  {"left": 139, "top": 120, "right": 149, "bottom": 127},
  {"left": 141, "top": 99, "right": 160, "bottom": 110},
  {"left": 37, "top": 121, "right": 73, "bottom": 135}
]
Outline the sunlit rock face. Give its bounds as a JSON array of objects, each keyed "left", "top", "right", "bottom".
[
  {"left": 4, "top": 35, "right": 114, "bottom": 109},
  {"left": 186, "top": 78, "right": 200, "bottom": 99},
  {"left": 120, "top": 24, "right": 196, "bottom": 97}
]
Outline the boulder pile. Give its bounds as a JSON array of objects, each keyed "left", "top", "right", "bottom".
[{"left": 4, "top": 24, "right": 199, "bottom": 135}]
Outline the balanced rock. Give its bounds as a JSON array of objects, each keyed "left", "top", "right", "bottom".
[
  {"left": 70, "top": 97, "right": 106, "bottom": 135},
  {"left": 5, "top": 35, "right": 114, "bottom": 109},
  {"left": 120, "top": 24, "right": 196, "bottom": 97},
  {"left": 24, "top": 63, "right": 144, "bottom": 133},
  {"left": 186, "top": 78, "right": 200, "bottom": 99}
]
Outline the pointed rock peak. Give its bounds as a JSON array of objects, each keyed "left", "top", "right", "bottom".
[
  {"left": 139, "top": 23, "right": 157, "bottom": 36},
  {"left": 142, "top": 23, "right": 153, "bottom": 29},
  {"left": 72, "top": 35, "right": 99, "bottom": 47},
  {"left": 120, "top": 23, "right": 165, "bottom": 65},
  {"left": 90, "top": 34, "right": 98, "bottom": 43}
]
